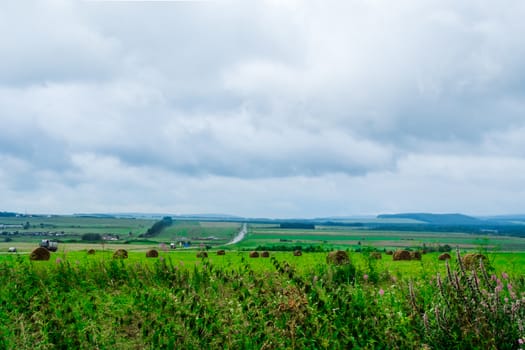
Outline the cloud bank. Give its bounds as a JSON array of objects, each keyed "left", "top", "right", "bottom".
[{"left": 1, "top": 0, "right": 525, "bottom": 217}]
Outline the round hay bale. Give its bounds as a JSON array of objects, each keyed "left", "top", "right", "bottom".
[
  {"left": 261, "top": 251, "right": 270, "bottom": 258},
  {"left": 462, "top": 253, "right": 488, "bottom": 271},
  {"left": 293, "top": 250, "right": 302, "bottom": 256},
  {"left": 249, "top": 251, "right": 259, "bottom": 258},
  {"left": 438, "top": 253, "right": 451, "bottom": 261},
  {"left": 146, "top": 249, "right": 159, "bottom": 258},
  {"left": 326, "top": 250, "right": 350, "bottom": 265},
  {"left": 30, "top": 247, "right": 51, "bottom": 261},
  {"left": 216, "top": 250, "right": 226, "bottom": 256},
  {"left": 113, "top": 249, "right": 128, "bottom": 259},
  {"left": 196, "top": 251, "right": 208, "bottom": 258},
  {"left": 393, "top": 250, "right": 411, "bottom": 261},
  {"left": 87, "top": 249, "right": 96, "bottom": 255},
  {"left": 385, "top": 250, "right": 394, "bottom": 255},
  {"left": 410, "top": 251, "right": 422, "bottom": 261},
  {"left": 370, "top": 252, "right": 382, "bottom": 259}
]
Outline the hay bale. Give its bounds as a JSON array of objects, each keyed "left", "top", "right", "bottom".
[
  {"left": 385, "top": 250, "right": 394, "bottom": 255},
  {"left": 249, "top": 251, "right": 259, "bottom": 258},
  {"left": 87, "top": 249, "right": 96, "bottom": 255},
  {"left": 370, "top": 252, "right": 382, "bottom": 259},
  {"left": 146, "top": 249, "right": 159, "bottom": 258},
  {"left": 261, "top": 251, "right": 270, "bottom": 258},
  {"left": 410, "top": 251, "right": 422, "bottom": 260},
  {"left": 196, "top": 251, "right": 208, "bottom": 258},
  {"left": 326, "top": 250, "right": 350, "bottom": 265},
  {"left": 462, "top": 253, "right": 488, "bottom": 271},
  {"left": 293, "top": 250, "right": 302, "bottom": 256},
  {"left": 30, "top": 247, "right": 50, "bottom": 261},
  {"left": 392, "top": 250, "right": 411, "bottom": 261},
  {"left": 438, "top": 253, "right": 451, "bottom": 261},
  {"left": 113, "top": 249, "right": 128, "bottom": 259},
  {"left": 216, "top": 250, "right": 226, "bottom": 255}
]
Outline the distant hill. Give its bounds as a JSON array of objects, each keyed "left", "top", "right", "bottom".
[
  {"left": 482, "top": 215, "right": 525, "bottom": 224},
  {"left": 377, "top": 213, "right": 485, "bottom": 225}
]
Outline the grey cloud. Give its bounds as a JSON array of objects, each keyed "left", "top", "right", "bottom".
[
  {"left": 0, "top": 3, "right": 121, "bottom": 86},
  {"left": 2, "top": 1, "right": 525, "bottom": 216}
]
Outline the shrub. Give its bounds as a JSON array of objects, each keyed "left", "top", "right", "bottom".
[
  {"left": 412, "top": 249, "right": 524, "bottom": 349},
  {"left": 81, "top": 233, "right": 102, "bottom": 241}
]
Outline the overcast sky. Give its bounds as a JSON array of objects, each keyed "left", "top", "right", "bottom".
[{"left": 1, "top": 0, "right": 525, "bottom": 218}]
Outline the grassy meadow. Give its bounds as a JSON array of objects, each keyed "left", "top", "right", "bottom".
[
  {"left": 1, "top": 217, "right": 525, "bottom": 348},
  {"left": 236, "top": 223, "right": 525, "bottom": 251}
]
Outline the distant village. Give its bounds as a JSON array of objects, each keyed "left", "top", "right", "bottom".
[{"left": 1, "top": 224, "right": 66, "bottom": 238}]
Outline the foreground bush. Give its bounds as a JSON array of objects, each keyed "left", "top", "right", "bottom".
[
  {"left": 412, "top": 249, "right": 525, "bottom": 349},
  {"left": 0, "top": 251, "right": 523, "bottom": 349}
]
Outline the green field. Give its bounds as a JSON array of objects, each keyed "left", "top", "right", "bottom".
[
  {"left": 0, "top": 216, "right": 241, "bottom": 246},
  {"left": 4, "top": 216, "right": 525, "bottom": 252},
  {"left": 237, "top": 224, "right": 525, "bottom": 251},
  {"left": 158, "top": 221, "right": 241, "bottom": 245},
  {"left": 1, "top": 248, "right": 524, "bottom": 349},
  {"left": 0, "top": 216, "right": 154, "bottom": 237},
  {"left": 2, "top": 216, "right": 525, "bottom": 348}
]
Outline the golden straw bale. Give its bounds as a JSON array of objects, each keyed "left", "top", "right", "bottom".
[
  {"left": 410, "top": 251, "right": 422, "bottom": 260},
  {"left": 146, "top": 249, "right": 159, "bottom": 258},
  {"left": 113, "top": 249, "right": 128, "bottom": 259},
  {"left": 196, "top": 251, "right": 208, "bottom": 258},
  {"left": 392, "top": 250, "right": 411, "bottom": 261},
  {"left": 462, "top": 253, "right": 489, "bottom": 271},
  {"left": 370, "top": 252, "right": 382, "bottom": 259},
  {"left": 326, "top": 250, "right": 350, "bottom": 265},
  {"left": 438, "top": 253, "right": 451, "bottom": 261},
  {"left": 30, "top": 247, "right": 50, "bottom": 261}
]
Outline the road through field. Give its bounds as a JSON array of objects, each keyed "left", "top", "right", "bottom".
[{"left": 226, "top": 223, "right": 247, "bottom": 245}]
